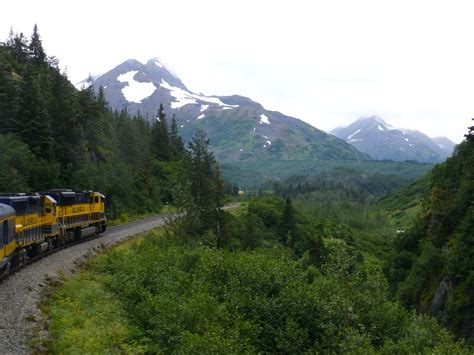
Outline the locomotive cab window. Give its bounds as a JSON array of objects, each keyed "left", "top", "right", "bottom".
[{"left": 94, "top": 196, "right": 99, "bottom": 203}]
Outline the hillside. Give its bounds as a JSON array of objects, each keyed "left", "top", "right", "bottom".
[
  {"left": 377, "top": 173, "right": 430, "bottom": 229},
  {"left": 221, "top": 159, "right": 433, "bottom": 189},
  {"left": 386, "top": 138, "right": 474, "bottom": 343},
  {"left": 91, "top": 58, "right": 368, "bottom": 162},
  {"left": 332, "top": 116, "right": 455, "bottom": 163}
]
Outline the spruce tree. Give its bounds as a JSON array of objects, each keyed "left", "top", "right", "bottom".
[
  {"left": 213, "top": 162, "right": 226, "bottom": 247},
  {"left": 49, "top": 66, "right": 85, "bottom": 173},
  {"left": 8, "top": 32, "right": 28, "bottom": 64},
  {"left": 0, "top": 50, "right": 19, "bottom": 134},
  {"left": 278, "top": 197, "right": 297, "bottom": 247},
  {"left": 29, "top": 24, "right": 46, "bottom": 65},
  {"left": 186, "top": 130, "right": 225, "bottom": 236},
  {"left": 465, "top": 118, "right": 474, "bottom": 141},
  {"left": 16, "top": 63, "right": 54, "bottom": 159},
  {"left": 77, "top": 82, "right": 106, "bottom": 161},
  {"left": 169, "top": 114, "right": 184, "bottom": 159},
  {"left": 151, "top": 104, "right": 171, "bottom": 161}
]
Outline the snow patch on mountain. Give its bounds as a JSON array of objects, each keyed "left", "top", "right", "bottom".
[
  {"left": 347, "top": 129, "right": 361, "bottom": 140},
  {"left": 259, "top": 114, "right": 270, "bottom": 124},
  {"left": 200, "top": 105, "right": 209, "bottom": 112},
  {"left": 117, "top": 70, "right": 156, "bottom": 103},
  {"left": 197, "top": 114, "right": 205, "bottom": 120},
  {"left": 160, "top": 79, "right": 239, "bottom": 109}
]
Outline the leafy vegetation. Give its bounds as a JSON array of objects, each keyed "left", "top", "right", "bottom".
[
  {"left": 270, "top": 168, "right": 408, "bottom": 261},
  {"left": 386, "top": 137, "right": 474, "bottom": 344},
  {"left": 43, "top": 216, "right": 468, "bottom": 353},
  {"left": 377, "top": 173, "right": 430, "bottom": 228}
]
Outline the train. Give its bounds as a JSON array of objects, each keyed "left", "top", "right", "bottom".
[{"left": 0, "top": 189, "right": 106, "bottom": 273}]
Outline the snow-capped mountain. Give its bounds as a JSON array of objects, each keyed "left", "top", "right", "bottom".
[
  {"left": 331, "top": 116, "right": 455, "bottom": 163},
  {"left": 89, "top": 58, "right": 368, "bottom": 162}
]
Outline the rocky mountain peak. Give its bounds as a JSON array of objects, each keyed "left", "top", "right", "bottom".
[
  {"left": 331, "top": 116, "right": 455, "bottom": 163},
  {"left": 88, "top": 57, "right": 368, "bottom": 163}
]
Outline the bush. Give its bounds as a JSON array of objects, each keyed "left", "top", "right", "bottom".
[{"left": 44, "top": 231, "right": 469, "bottom": 353}]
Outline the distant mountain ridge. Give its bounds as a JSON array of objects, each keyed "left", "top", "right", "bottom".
[
  {"left": 89, "top": 58, "right": 368, "bottom": 162},
  {"left": 331, "top": 116, "right": 455, "bottom": 163}
]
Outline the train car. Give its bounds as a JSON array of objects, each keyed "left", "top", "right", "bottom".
[
  {"left": 0, "top": 190, "right": 107, "bottom": 274},
  {"left": 0, "top": 193, "right": 59, "bottom": 265},
  {"left": 42, "top": 190, "right": 107, "bottom": 242},
  {"left": 0, "top": 203, "right": 16, "bottom": 272}
]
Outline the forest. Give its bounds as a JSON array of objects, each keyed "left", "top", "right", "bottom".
[{"left": 1, "top": 27, "right": 472, "bottom": 352}]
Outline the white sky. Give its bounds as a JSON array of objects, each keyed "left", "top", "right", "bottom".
[{"left": 2, "top": 0, "right": 474, "bottom": 142}]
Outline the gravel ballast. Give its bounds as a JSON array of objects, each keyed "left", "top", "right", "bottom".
[{"left": 0, "top": 214, "right": 168, "bottom": 354}]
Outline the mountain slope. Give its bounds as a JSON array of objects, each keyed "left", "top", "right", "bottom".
[
  {"left": 386, "top": 136, "right": 474, "bottom": 343},
  {"left": 433, "top": 136, "right": 456, "bottom": 157},
  {"left": 331, "top": 116, "right": 454, "bottom": 163},
  {"left": 90, "top": 58, "right": 368, "bottom": 162}
]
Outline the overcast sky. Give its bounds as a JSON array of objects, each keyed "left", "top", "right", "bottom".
[{"left": 2, "top": 0, "right": 473, "bottom": 142}]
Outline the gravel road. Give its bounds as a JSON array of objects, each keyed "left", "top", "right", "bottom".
[{"left": 0, "top": 214, "right": 169, "bottom": 354}]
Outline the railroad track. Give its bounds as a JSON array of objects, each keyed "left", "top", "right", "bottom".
[{"left": 0, "top": 213, "right": 175, "bottom": 284}]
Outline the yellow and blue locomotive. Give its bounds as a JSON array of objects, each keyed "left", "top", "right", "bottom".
[{"left": 0, "top": 190, "right": 106, "bottom": 272}]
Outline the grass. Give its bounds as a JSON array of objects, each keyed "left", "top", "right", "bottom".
[
  {"left": 43, "top": 272, "right": 141, "bottom": 353},
  {"left": 36, "top": 231, "right": 158, "bottom": 354}
]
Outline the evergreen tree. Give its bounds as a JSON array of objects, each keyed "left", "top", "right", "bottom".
[
  {"left": 465, "top": 118, "right": 474, "bottom": 141},
  {"left": 48, "top": 66, "right": 85, "bottom": 176},
  {"left": 151, "top": 104, "right": 171, "bottom": 161},
  {"left": 8, "top": 32, "right": 28, "bottom": 64},
  {"left": 16, "top": 63, "right": 54, "bottom": 159},
  {"left": 77, "top": 82, "right": 106, "bottom": 161},
  {"left": 169, "top": 114, "right": 184, "bottom": 159},
  {"left": 186, "top": 130, "right": 225, "bottom": 237},
  {"left": 278, "top": 197, "right": 297, "bottom": 247},
  {"left": 0, "top": 49, "right": 19, "bottom": 134},
  {"left": 29, "top": 24, "right": 46, "bottom": 65},
  {"left": 214, "top": 163, "right": 226, "bottom": 246}
]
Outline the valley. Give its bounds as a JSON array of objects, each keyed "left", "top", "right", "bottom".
[{"left": 0, "top": 25, "right": 472, "bottom": 353}]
